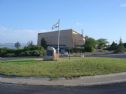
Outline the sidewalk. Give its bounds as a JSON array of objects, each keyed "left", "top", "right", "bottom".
[{"left": 1, "top": 72, "right": 126, "bottom": 86}]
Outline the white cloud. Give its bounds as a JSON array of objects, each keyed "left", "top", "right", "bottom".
[
  {"left": 0, "top": 25, "right": 8, "bottom": 31},
  {"left": 120, "top": 3, "right": 126, "bottom": 7},
  {"left": 0, "top": 26, "right": 46, "bottom": 44}
]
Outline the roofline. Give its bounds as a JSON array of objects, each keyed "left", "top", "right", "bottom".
[{"left": 38, "top": 29, "right": 76, "bottom": 34}]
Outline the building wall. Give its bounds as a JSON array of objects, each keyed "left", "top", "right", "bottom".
[
  {"left": 38, "top": 29, "right": 85, "bottom": 48},
  {"left": 72, "top": 30, "right": 85, "bottom": 47}
]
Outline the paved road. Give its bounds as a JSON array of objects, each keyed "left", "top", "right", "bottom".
[
  {"left": 89, "top": 53, "right": 126, "bottom": 58},
  {"left": 0, "top": 53, "right": 126, "bottom": 61},
  {"left": 0, "top": 82, "right": 126, "bottom": 94}
]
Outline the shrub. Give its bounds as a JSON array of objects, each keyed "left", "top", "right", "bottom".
[
  {"left": 114, "top": 39, "right": 126, "bottom": 53},
  {"left": 114, "top": 44, "right": 126, "bottom": 53},
  {"left": 0, "top": 45, "right": 45, "bottom": 57},
  {"left": 84, "top": 37, "right": 97, "bottom": 52},
  {"left": 0, "top": 48, "right": 8, "bottom": 57}
]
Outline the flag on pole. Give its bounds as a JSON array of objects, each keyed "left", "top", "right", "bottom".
[{"left": 52, "top": 19, "right": 60, "bottom": 30}]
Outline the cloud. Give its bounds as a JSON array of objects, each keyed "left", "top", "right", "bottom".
[
  {"left": 120, "top": 3, "right": 126, "bottom": 8},
  {"left": 0, "top": 25, "right": 8, "bottom": 31},
  {"left": 0, "top": 26, "right": 46, "bottom": 44}
]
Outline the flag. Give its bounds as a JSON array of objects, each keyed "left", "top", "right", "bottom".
[{"left": 52, "top": 19, "right": 60, "bottom": 30}]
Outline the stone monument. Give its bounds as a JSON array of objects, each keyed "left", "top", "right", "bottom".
[{"left": 43, "top": 46, "right": 58, "bottom": 61}]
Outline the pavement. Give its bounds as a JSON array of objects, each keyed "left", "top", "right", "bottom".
[
  {"left": 89, "top": 53, "right": 126, "bottom": 58},
  {"left": 1, "top": 72, "right": 126, "bottom": 86},
  {"left": 1, "top": 82, "right": 126, "bottom": 94}
]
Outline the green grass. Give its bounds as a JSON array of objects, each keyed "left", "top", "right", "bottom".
[{"left": 0, "top": 57, "right": 126, "bottom": 78}]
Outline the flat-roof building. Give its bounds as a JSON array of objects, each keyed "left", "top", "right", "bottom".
[{"left": 38, "top": 29, "right": 85, "bottom": 50}]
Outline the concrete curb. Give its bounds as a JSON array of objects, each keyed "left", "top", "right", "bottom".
[{"left": 1, "top": 72, "right": 126, "bottom": 86}]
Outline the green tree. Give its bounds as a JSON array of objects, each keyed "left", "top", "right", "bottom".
[
  {"left": 15, "top": 42, "right": 21, "bottom": 49},
  {"left": 124, "top": 43, "right": 126, "bottom": 48},
  {"left": 97, "top": 38, "right": 108, "bottom": 49},
  {"left": 115, "top": 38, "right": 126, "bottom": 53},
  {"left": 84, "top": 37, "right": 97, "bottom": 52},
  {"left": 27, "top": 41, "right": 33, "bottom": 47},
  {"left": 24, "top": 41, "right": 36, "bottom": 50},
  {"left": 41, "top": 38, "right": 48, "bottom": 49},
  {"left": 109, "top": 41, "right": 118, "bottom": 50},
  {"left": 23, "top": 41, "right": 46, "bottom": 56}
]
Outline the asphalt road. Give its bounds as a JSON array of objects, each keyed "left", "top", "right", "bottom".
[
  {"left": 0, "top": 82, "right": 126, "bottom": 94},
  {"left": 89, "top": 53, "right": 126, "bottom": 58},
  {"left": 1, "top": 53, "right": 126, "bottom": 61}
]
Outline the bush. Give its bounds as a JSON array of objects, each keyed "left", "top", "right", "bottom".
[
  {"left": 84, "top": 37, "right": 97, "bottom": 52},
  {"left": 67, "top": 48, "right": 84, "bottom": 53},
  {"left": 114, "top": 45, "right": 126, "bottom": 53},
  {"left": 14, "top": 49, "right": 24, "bottom": 56},
  {"left": 114, "top": 39, "right": 126, "bottom": 53},
  {"left": 18, "top": 46, "right": 45, "bottom": 57},
  {"left": 84, "top": 46, "right": 95, "bottom": 52},
  {"left": 0, "top": 45, "right": 45, "bottom": 57},
  {"left": 0, "top": 48, "right": 8, "bottom": 57},
  {"left": 20, "top": 50, "right": 43, "bottom": 56}
]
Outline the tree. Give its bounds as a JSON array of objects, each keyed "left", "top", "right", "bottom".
[
  {"left": 15, "top": 42, "right": 21, "bottom": 49},
  {"left": 27, "top": 41, "right": 33, "bottom": 47},
  {"left": 115, "top": 38, "right": 126, "bottom": 53},
  {"left": 124, "top": 43, "right": 126, "bottom": 48},
  {"left": 24, "top": 41, "right": 35, "bottom": 51},
  {"left": 109, "top": 41, "right": 118, "bottom": 50},
  {"left": 41, "top": 38, "right": 47, "bottom": 49},
  {"left": 97, "top": 38, "right": 108, "bottom": 49},
  {"left": 84, "top": 37, "right": 97, "bottom": 52},
  {"left": 23, "top": 41, "right": 46, "bottom": 56},
  {"left": 24, "top": 41, "right": 35, "bottom": 50}
]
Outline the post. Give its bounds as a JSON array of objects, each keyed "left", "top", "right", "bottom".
[
  {"left": 68, "top": 48, "right": 70, "bottom": 60},
  {"left": 57, "top": 25, "right": 60, "bottom": 55},
  {"left": 81, "top": 29, "right": 85, "bottom": 58},
  {"left": 57, "top": 20, "right": 60, "bottom": 56},
  {"left": 52, "top": 19, "right": 60, "bottom": 56}
]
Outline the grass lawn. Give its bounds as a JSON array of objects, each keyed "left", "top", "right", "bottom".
[{"left": 0, "top": 57, "right": 126, "bottom": 78}]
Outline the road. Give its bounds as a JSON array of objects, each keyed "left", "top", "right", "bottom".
[
  {"left": 0, "top": 82, "right": 126, "bottom": 94},
  {"left": 0, "top": 53, "right": 126, "bottom": 61},
  {"left": 88, "top": 53, "right": 126, "bottom": 58}
]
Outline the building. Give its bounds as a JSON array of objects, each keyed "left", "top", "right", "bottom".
[{"left": 38, "top": 29, "right": 85, "bottom": 50}]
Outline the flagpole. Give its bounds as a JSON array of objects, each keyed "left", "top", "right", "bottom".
[
  {"left": 52, "top": 19, "right": 60, "bottom": 56},
  {"left": 57, "top": 20, "right": 60, "bottom": 56}
]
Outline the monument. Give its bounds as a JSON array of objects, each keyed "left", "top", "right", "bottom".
[{"left": 43, "top": 46, "right": 58, "bottom": 61}]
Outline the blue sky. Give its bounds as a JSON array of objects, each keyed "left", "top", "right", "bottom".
[{"left": 0, "top": 0, "right": 126, "bottom": 44}]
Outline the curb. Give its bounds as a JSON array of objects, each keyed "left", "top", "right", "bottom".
[{"left": 1, "top": 72, "right": 126, "bottom": 86}]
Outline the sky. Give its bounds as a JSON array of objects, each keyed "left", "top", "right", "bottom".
[{"left": 0, "top": 0, "right": 126, "bottom": 44}]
